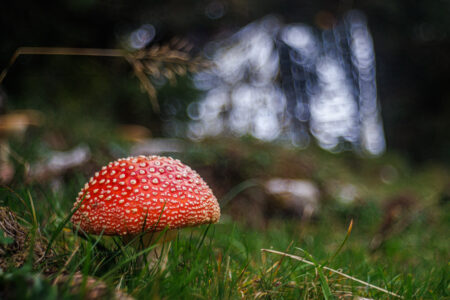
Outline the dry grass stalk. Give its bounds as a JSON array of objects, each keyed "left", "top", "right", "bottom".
[
  {"left": 261, "top": 248, "right": 403, "bottom": 299},
  {"left": 0, "top": 38, "right": 209, "bottom": 113}
]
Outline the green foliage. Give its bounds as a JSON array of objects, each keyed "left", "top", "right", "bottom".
[
  {"left": 1, "top": 190, "right": 448, "bottom": 298},
  {"left": 1, "top": 135, "right": 449, "bottom": 299}
]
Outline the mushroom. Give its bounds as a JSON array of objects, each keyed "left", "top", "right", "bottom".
[{"left": 71, "top": 155, "right": 220, "bottom": 268}]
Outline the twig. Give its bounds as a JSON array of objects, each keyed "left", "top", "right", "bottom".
[{"left": 261, "top": 248, "right": 403, "bottom": 298}]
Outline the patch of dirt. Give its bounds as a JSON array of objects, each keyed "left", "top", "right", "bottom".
[{"left": 0, "top": 207, "right": 49, "bottom": 269}]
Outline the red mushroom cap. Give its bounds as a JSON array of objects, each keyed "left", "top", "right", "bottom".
[{"left": 71, "top": 155, "right": 220, "bottom": 235}]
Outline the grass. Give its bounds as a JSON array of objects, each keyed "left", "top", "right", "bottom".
[{"left": 0, "top": 137, "right": 449, "bottom": 299}]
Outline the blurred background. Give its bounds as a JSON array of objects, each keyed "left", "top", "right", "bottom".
[
  {"left": 2, "top": 0, "right": 450, "bottom": 162},
  {"left": 0, "top": 0, "right": 449, "bottom": 223},
  {"left": 0, "top": 2, "right": 449, "bottom": 297}
]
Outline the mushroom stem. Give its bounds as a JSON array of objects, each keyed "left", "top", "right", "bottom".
[{"left": 123, "top": 229, "right": 178, "bottom": 271}]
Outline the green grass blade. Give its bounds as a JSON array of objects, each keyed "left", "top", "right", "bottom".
[
  {"left": 328, "top": 219, "right": 353, "bottom": 263},
  {"left": 44, "top": 196, "right": 84, "bottom": 258}
]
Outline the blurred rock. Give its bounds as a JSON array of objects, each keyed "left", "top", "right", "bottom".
[
  {"left": 27, "top": 144, "right": 91, "bottom": 182},
  {"left": 265, "top": 178, "right": 320, "bottom": 219},
  {"left": 0, "top": 110, "right": 44, "bottom": 138},
  {"left": 0, "top": 110, "right": 44, "bottom": 184},
  {"left": 131, "top": 138, "right": 185, "bottom": 155}
]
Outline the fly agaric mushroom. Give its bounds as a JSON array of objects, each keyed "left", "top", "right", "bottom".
[{"left": 71, "top": 155, "right": 220, "bottom": 267}]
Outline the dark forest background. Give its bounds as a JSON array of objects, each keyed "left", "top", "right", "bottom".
[{"left": 1, "top": 0, "right": 450, "bottom": 164}]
